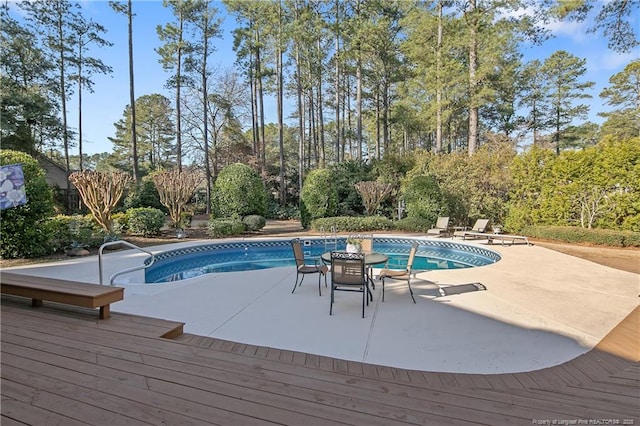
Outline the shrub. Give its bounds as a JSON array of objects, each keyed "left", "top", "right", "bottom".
[
  {"left": 394, "top": 217, "right": 434, "bottom": 233},
  {"left": 300, "top": 168, "right": 338, "bottom": 222},
  {"left": 329, "top": 160, "right": 371, "bottom": 216},
  {"left": 111, "top": 212, "right": 128, "bottom": 233},
  {"left": 207, "top": 218, "right": 246, "bottom": 238},
  {"left": 402, "top": 174, "right": 444, "bottom": 226},
  {"left": 266, "top": 198, "right": 299, "bottom": 220},
  {"left": 126, "top": 207, "right": 166, "bottom": 236},
  {"left": 311, "top": 216, "right": 393, "bottom": 233},
  {"left": 49, "top": 214, "right": 104, "bottom": 251},
  {"left": 521, "top": 225, "right": 640, "bottom": 247},
  {"left": 0, "top": 150, "right": 56, "bottom": 258},
  {"left": 242, "top": 215, "right": 266, "bottom": 232},
  {"left": 212, "top": 163, "right": 266, "bottom": 218},
  {"left": 124, "top": 176, "right": 166, "bottom": 212}
]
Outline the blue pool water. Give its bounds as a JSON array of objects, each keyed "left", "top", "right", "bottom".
[{"left": 145, "top": 237, "right": 501, "bottom": 283}]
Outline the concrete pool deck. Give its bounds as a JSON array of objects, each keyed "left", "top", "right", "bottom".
[{"left": 2, "top": 236, "right": 638, "bottom": 374}]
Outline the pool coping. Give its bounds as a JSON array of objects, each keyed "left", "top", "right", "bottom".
[{"left": 2, "top": 234, "right": 638, "bottom": 374}]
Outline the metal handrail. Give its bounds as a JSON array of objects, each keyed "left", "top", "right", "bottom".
[
  {"left": 98, "top": 240, "right": 155, "bottom": 286},
  {"left": 322, "top": 226, "right": 338, "bottom": 252}
]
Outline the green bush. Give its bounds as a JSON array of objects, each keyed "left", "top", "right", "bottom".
[
  {"left": 402, "top": 174, "right": 444, "bottom": 226},
  {"left": 266, "top": 198, "right": 299, "bottom": 220},
  {"left": 212, "top": 163, "right": 266, "bottom": 218},
  {"left": 111, "top": 212, "right": 128, "bottom": 233},
  {"left": 49, "top": 214, "right": 105, "bottom": 250},
  {"left": 0, "top": 150, "right": 56, "bottom": 258},
  {"left": 207, "top": 218, "right": 246, "bottom": 238},
  {"left": 522, "top": 225, "right": 640, "bottom": 247},
  {"left": 124, "top": 176, "right": 166, "bottom": 212},
  {"left": 311, "top": 215, "right": 393, "bottom": 233},
  {"left": 126, "top": 207, "right": 166, "bottom": 236},
  {"left": 329, "top": 160, "right": 371, "bottom": 216},
  {"left": 300, "top": 168, "right": 338, "bottom": 221},
  {"left": 242, "top": 215, "right": 266, "bottom": 232},
  {"left": 394, "top": 217, "right": 434, "bottom": 233}
]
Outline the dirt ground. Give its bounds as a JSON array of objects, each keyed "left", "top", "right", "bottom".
[{"left": 1, "top": 220, "right": 639, "bottom": 275}]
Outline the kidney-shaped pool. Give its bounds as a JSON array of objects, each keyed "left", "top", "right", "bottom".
[{"left": 144, "top": 237, "right": 501, "bottom": 283}]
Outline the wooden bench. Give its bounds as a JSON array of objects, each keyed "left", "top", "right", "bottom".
[{"left": 1, "top": 272, "right": 124, "bottom": 319}]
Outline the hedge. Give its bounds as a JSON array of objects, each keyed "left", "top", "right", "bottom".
[
  {"left": 522, "top": 226, "right": 640, "bottom": 248},
  {"left": 311, "top": 216, "right": 394, "bottom": 233}
]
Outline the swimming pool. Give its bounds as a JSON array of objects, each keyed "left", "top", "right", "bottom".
[{"left": 144, "top": 237, "right": 501, "bottom": 283}]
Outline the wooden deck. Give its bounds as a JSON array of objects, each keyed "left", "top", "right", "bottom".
[{"left": 2, "top": 295, "right": 638, "bottom": 425}]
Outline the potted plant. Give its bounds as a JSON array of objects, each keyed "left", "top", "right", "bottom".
[{"left": 345, "top": 237, "right": 362, "bottom": 253}]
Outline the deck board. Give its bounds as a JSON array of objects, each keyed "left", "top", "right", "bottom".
[{"left": 2, "top": 296, "right": 638, "bottom": 425}]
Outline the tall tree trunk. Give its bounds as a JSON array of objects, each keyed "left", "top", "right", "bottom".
[
  {"left": 176, "top": 12, "right": 183, "bottom": 171},
  {"left": 128, "top": 0, "right": 139, "bottom": 181},
  {"left": 277, "top": 2, "right": 286, "bottom": 205},
  {"left": 56, "top": 9, "right": 71, "bottom": 210},
  {"left": 467, "top": 0, "right": 478, "bottom": 156},
  {"left": 308, "top": 87, "right": 317, "bottom": 164},
  {"left": 307, "top": 100, "right": 313, "bottom": 168},
  {"left": 555, "top": 107, "right": 561, "bottom": 155},
  {"left": 435, "top": 0, "right": 443, "bottom": 153},
  {"left": 334, "top": 0, "right": 341, "bottom": 162},
  {"left": 347, "top": 73, "right": 352, "bottom": 158},
  {"left": 202, "top": 28, "right": 211, "bottom": 214},
  {"left": 256, "top": 38, "right": 266, "bottom": 173},
  {"left": 317, "top": 80, "right": 325, "bottom": 167},
  {"left": 375, "top": 91, "right": 380, "bottom": 157},
  {"left": 356, "top": 56, "right": 363, "bottom": 161},
  {"left": 249, "top": 60, "right": 258, "bottom": 158},
  {"left": 383, "top": 81, "right": 389, "bottom": 155},
  {"left": 77, "top": 51, "right": 83, "bottom": 172},
  {"left": 295, "top": 43, "right": 305, "bottom": 199}
]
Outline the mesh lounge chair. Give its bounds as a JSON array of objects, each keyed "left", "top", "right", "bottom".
[
  {"left": 453, "top": 219, "right": 490, "bottom": 238},
  {"left": 291, "top": 238, "right": 328, "bottom": 296},
  {"left": 330, "top": 251, "right": 370, "bottom": 318},
  {"left": 426, "top": 217, "right": 450, "bottom": 237},
  {"left": 378, "top": 242, "right": 420, "bottom": 303}
]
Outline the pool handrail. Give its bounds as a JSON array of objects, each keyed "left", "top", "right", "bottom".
[{"left": 98, "top": 240, "right": 155, "bottom": 286}]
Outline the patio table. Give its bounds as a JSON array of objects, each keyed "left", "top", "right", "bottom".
[
  {"left": 320, "top": 251, "right": 388, "bottom": 267},
  {"left": 321, "top": 251, "right": 388, "bottom": 295}
]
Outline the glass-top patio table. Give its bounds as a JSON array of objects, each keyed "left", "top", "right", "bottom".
[
  {"left": 321, "top": 251, "right": 388, "bottom": 294},
  {"left": 320, "top": 251, "right": 388, "bottom": 266}
]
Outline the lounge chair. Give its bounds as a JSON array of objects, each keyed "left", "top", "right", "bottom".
[
  {"left": 453, "top": 219, "right": 490, "bottom": 239},
  {"left": 426, "top": 217, "right": 450, "bottom": 237},
  {"left": 330, "top": 251, "right": 370, "bottom": 318},
  {"left": 485, "top": 233, "right": 532, "bottom": 246},
  {"left": 291, "top": 238, "right": 328, "bottom": 296},
  {"left": 378, "top": 242, "right": 420, "bottom": 303}
]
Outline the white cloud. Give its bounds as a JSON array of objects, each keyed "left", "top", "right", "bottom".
[{"left": 544, "top": 19, "right": 590, "bottom": 42}]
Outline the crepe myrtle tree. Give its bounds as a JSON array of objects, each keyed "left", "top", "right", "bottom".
[
  {"left": 152, "top": 169, "right": 202, "bottom": 228},
  {"left": 355, "top": 181, "right": 394, "bottom": 216},
  {"left": 69, "top": 170, "right": 132, "bottom": 234}
]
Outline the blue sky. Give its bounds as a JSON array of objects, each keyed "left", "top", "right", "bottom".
[{"left": 12, "top": 1, "right": 639, "bottom": 155}]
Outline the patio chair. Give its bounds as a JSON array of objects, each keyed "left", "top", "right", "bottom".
[
  {"left": 347, "top": 233, "right": 374, "bottom": 286},
  {"left": 426, "top": 217, "right": 450, "bottom": 237},
  {"left": 330, "top": 251, "right": 369, "bottom": 318},
  {"left": 345, "top": 233, "right": 373, "bottom": 252},
  {"left": 291, "top": 238, "right": 328, "bottom": 296},
  {"left": 453, "top": 218, "right": 490, "bottom": 238},
  {"left": 378, "top": 242, "right": 420, "bottom": 303}
]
